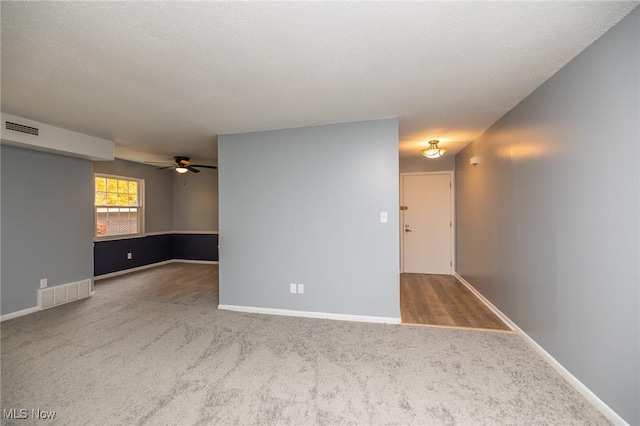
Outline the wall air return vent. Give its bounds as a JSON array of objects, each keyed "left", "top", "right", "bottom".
[
  {"left": 38, "top": 279, "right": 92, "bottom": 310},
  {"left": 6, "top": 121, "right": 39, "bottom": 136}
]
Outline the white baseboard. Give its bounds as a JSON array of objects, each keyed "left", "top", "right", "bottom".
[
  {"left": 0, "top": 306, "right": 39, "bottom": 322},
  {"left": 453, "top": 273, "right": 516, "bottom": 331},
  {"left": 218, "top": 304, "right": 401, "bottom": 325},
  {"left": 173, "top": 259, "right": 219, "bottom": 265},
  {"left": 453, "top": 272, "right": 628, "bottom": 426}
]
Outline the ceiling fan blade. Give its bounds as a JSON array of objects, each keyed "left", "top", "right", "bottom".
[
  {"left": 190, "top": 164, "right": 217, "bottom": 169},
  {"left": 186, "top": 165, "right": 201, "bottom": 173},
  {"left": 145, "top": 161, "right": 175, "bottom": 166},
  {"left": 156, "top": 166, "right": 175, "bottom": 170}
]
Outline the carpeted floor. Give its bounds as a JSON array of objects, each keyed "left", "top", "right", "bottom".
[{"left": 1, "top": 263, "right": 609, "bottom": 425}]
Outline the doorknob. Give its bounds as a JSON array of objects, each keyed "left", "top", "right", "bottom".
[{"left": 405, "top": 228, "right": 412, "bottom": 232}]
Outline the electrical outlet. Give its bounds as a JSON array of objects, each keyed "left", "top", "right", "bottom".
[
  {"left": 127, "top": 252, "right": 132, "bottom": 260},
  {"left": 289, "top": 283, "right": 297, "bottom": 294},
  {"left": 297, "top": 283, "right": 304, "bottom": 294},
  {"left": 40, "top": 278, "right": 48, "bottom": 289}
]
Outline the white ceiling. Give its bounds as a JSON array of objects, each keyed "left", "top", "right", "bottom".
[{"left": 1, "top": 1, "right": 638, "bottom": 164}]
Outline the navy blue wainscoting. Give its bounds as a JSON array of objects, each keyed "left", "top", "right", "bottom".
[
  {"left": 172, "top": 233, "right": 219, "bottom": 261},
  {"left": 94, "top": 233, "right": 219, "bottom": 276},
  {"left": 94, "top": 234, "right": 172, "bottom": 276}
]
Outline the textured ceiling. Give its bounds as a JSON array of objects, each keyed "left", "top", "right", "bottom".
[{"left": 1, "top": 1, "right": 638, "bottom": 164}]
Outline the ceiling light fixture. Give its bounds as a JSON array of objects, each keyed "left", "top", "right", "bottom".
[
  {"left": 421, "top": 140, "right": 446, "bottom": 159},
  {"left": 175, "top": 166, "right": 189, "bottom": 174}
]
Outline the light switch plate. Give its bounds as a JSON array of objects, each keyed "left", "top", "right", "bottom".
[
  {"left": 380, "top": 212, "right": 388, "bottom": 223},
  {"left": 290, "top": 283, "right": 297, "bottom": 294}
]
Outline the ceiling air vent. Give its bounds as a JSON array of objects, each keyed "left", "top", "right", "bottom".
[{"left": 6, "top": 121, "right": 39, "bottom": 136}]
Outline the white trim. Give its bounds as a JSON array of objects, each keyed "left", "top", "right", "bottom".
[
  {"left": 93, "top": 259, "right": 218, "bottom": 280},
  {"left": 453, "top": 273, "right": 628, "bottom": 426},
  {"left": 218, "top": 304, "right": 401, "bottom": 324},
  {"left": 143, "top": 231, "right": 173, "bottom": 237},
  {"left": 453, "top": 273, "right": 515, "bottom": 331},
  {"left": 93, "top": 172, "right": 142, "bottom": 181},
  {"left": 1, "top": 306, "right": 39, "bottom": 322},
  {"left": 94, "top": 173, "right": 145, "bottom": 241},
  {"left": 93, "top": 233, "right": 146, "bottom": 242},
  {"left": 95, "top": 230, "right": 219, "bottom": 240},
  {"left": 450, "top": 173, "right": 456, "bottom": 272},
  {"left": 173, "top": 259, "right": 219, "bottom": 265},
  {"left": 172, "top": 231, "right": 219, "bottom": 235},
  {"left": 94, "top": 260, "right": 174, "bottom": 280},
  {"left": 400, "top": 171, "right": 455, "bottom": 274}
]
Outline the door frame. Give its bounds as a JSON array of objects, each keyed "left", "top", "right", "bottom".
[{"left": 399, "top": 171, "right": 455, "bottom": 274}]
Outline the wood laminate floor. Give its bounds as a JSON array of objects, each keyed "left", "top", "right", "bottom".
[{"left": 400, "top": 273, "right": 513, "bottom": 332}]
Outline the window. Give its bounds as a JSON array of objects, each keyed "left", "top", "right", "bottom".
[{"left": 94, "top": 174, "right": 143, "bottom": 238}]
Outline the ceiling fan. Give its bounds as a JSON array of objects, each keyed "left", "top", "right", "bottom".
[{"left": 151, "top": 156, "right": 217, "bottom": 174}]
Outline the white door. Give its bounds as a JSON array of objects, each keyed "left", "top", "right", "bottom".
[{"left": 401, "top": 173, "right": 452, "bottom": 274}]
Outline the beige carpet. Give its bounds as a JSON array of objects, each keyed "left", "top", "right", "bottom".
[{"left": 1, "top": 263, "right": 609, "bottom": 425}]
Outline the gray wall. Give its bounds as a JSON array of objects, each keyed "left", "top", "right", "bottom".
[
  {"left": 1, "top": 145, "right": 94, "bottom": 314},
  {"left": 173, "top": 169, "right": 218, "bottom": 232},
  {"left": 93, "top": 159, "right": 173, "bottom": 233},
  {"left": 400, "top": 155, "right": 455, "bottom": 173},
  {"left": 219, "top": 119, "right": 400, "bottom": 318},
  {"left": 455, "top": 8, "right": 639, "bottom": 424}
]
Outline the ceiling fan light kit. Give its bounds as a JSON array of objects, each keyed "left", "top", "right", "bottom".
[{"left": 421, "top": 140, "right": 446, "bottom": 159}]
